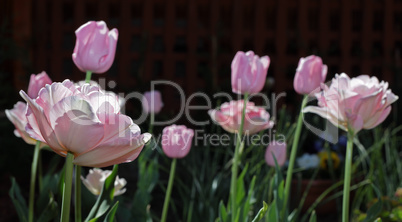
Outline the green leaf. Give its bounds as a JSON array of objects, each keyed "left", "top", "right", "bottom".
[
  {"left": 9, "top": 177, "right": 28, "bottom": 222},
  {"left": 236, "top": 164, "right": 249, "bottom": 206},
  {"left": 242, "top": 176, "right": 256, "bottom": 221},
  {"left": 219, "top": 200, "right": 228, "bottom": 222},
  {"left": 251, "top": 201, "right": 268, "bottom": 222},
  {"left": 308, "top": 210, "right": 316, "bottom": 222},
  {"left": 37, "top": 193, "right": 58, "bottom": 222},
  {"left": 363, "top": 184, "right": 383, "bottom": 222},
  {"left": 85, "top": 165, "right": 119, "bottom": 222},
  {"left": 103, "top": 201, "right": 119, "bottom": 222},
  {"left": 267, "top": 200, "right": 277, "bottom": 222}
]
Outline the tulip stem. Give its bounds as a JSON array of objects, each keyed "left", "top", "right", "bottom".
[
  {"left": 161, "top": 158, "right": 177, "bottom": 222},
  {"left": 230, "top": 93, "right": 248, "bottom": 220},
  {"left": 29, "top": 141, "right": 41, "bottom": 222},
  {"left": 75, "top": 166, "right": 82, "bottom": 222},
  {"left": 283, "top": 95, "right": 308, "bottom": 217},
  {"left": 149, "top": 112, "right": 154, "bottom": 135},
  {"left": 342, "top": 132, "right": 354, "bottom": 222},
  {"left": 85, "top": 71, "right": 92, "bottom": 83},
  {"left": 61, "top": 152, "right": 74, "bottom": 222}
]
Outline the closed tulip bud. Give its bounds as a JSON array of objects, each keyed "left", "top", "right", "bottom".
[
  {"left": 142, "top": 91, "right": 164, "bottom": 114},
  {"left": 72, "top": 21, "right": 118, "bottom": 74},
  {"left": 231, "top": 51, "right": 270, "bottom": 94},
  {"left": 293, "top": 55, "right": 327, "bottom": 95},
  {"left": 28, "top": 71, "right": 52, "bottom": 99},
  {"left": 265, "top": 141, "right": 287, "bottom": 167},
  {"left": 162, "top": 125, "right": 194, "bottom": 159}
]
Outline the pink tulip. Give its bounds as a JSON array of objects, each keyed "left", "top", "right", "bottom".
[
  {"left": 162, "top": 125, "right": 194, "bottom": 159},
  {"left": 142, "top": 91, "right": 164, "bottom": 114},
  {"left": 72, "top": 21, "right": 118, "bottom": 74},
  {"left": 5, "top": 102, "right": 38, "bottom": 145},
  {"left": 231, "top": 51, "right": 270, "bottom": 94},
  {"left": 28, "top": 71, "right": 52, "bottom": 98},
  {"left": 303, "top": 73, "right": 398, "bottom": 134},
  {"left": 208, "top": 100, "right": 274, "bottom": 135},
  {"left": 20, "top": 80, "right": 151, "bottom": 167},
  {"left": 293, "top": 55, "right": 327, "bottom": 95},
  {"left": 81, "top": 168, "right": 127, "bottom": 196},
  {"left": 265, "top": 141, "right": 287, "bottom": 167}
]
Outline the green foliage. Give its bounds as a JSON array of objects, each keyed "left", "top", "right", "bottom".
[{"left": 9, "top": 177, "right": 28, "bottom": 222}]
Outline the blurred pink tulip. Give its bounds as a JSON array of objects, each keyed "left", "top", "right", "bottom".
[
  {"left": 162, "top": 125, "right": 194, "bottom": 159},
  {"left": 28, "top": 71, "right": 52, "bottom": 98},
  {"left": 293, "top": 55, "right": 327, "bottom": 95},
  {"left": 208, "top": 100, "right": 274, "bottom": 135},
  {"left": 81, "top": 168, "right": 127, "bottom": 196},
  {"left": 304, "top": 73, "right": 398, "bottom": 134},
  {"left": 265, "top": 141, "right": 287, "bottom": 167},
  {"left": 5, "top": 102, "right": 38, "bottom": 145},
  {"left": 142, "top": 91, "right": 164, "bottom": 114},
  {"left": 231, "top": 51, "right": 270, "bottom": 94},
  {"left": 72, "top": 21, "right": 118, "bottom": 74},
  {"left": 20, "top": 80, "right": 151, "bottom": 167}
]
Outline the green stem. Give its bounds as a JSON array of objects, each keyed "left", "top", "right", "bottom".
[
  {"left": 149, "top": 112, "right": 154, "bottom": 135},
  {"left": 75, "top": 166, "right": 82, "bottom": 222},
  {"left": 161, "top": 158, "right": 177, "bottom": 222},
  {"left": 283, "top": 95, "right": 308, "bottom": 215},
  {"left": 342, "top": 132, "right": 354, "bottom": 222},
  {"left": 85, "top": 71, "right": 92, "bottom": 83},
  {"left": 29, "top": 141, "right": 41, "bottom": 222},
  {"left": 38, "top": 148, "right": 43, "bottom": 192},
  {"left": 230, "top": 93, "right": 249, "bottom": 221},
  {"left": 61, "top": 152, "right": 74, "bottom": 222}
]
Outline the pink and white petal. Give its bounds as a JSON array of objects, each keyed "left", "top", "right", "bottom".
[
  {"left": 98, "top": 113, "right": 138, "bottom": 144},
  {"left": 364, "top": 106, "right": 391, "bottom": 129},
  {"left": 35, "top": 82, "right": 76, "bottom": 116},
  {"left": 73, "top": 133, "right": 151, "bottom": 167},
  {"left": 20, "top": 90, "right": 66, "bottom": 153},
  {"left": 48, "top": 96, "right": 104, "bottom": 155},
  {"left": 87, "top": 91, "right": 120, "bottom": 114}
]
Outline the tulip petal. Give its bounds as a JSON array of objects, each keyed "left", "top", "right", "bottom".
[
  {"left": 20, "top": 90, "right": 67, "bottom": 155},
  {"left": 73, "top": 132, "right": 151, "bottom": 167},
  {"left": 48, "top": 96, "right": 104, "bottom": 155}
]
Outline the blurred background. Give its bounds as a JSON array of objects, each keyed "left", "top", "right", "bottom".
[{"left": 1, "top": 0, "right": 402, "bottom": 220}]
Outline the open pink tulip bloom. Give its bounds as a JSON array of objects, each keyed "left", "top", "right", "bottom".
[
  {"left": 162, "top": 125, "right": 194, "bottom": 159},
  {"left": 208, "top": 100, "right": 274, "bottom": 135},
  {"left": 293, "top": 55, "right": 327, "bottom": 95},
  {"left": 81, "top": 168, "right": 127, "bottom": 196},
  {"left": 28, "top": 71, "right": 53, "bottom": 98},
  {"left": 142, "top": 91, "right": 164, "bottom": 114},
  {"left": 303, "top": 73, "right": 398, "bottom": 134},
  {"left": 265, "top": 141, "right": 287, "bottom": 167},
  {"left": 20, "top": 80, "right": 151, "bottom": 167},
  {"left": 231, "top": 51, "right": 270, "bottom": 94},
  {"left": 72, "top": 21, "right": 118, "bottom": 74}
]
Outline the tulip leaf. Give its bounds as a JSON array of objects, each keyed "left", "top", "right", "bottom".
[
  {"left": 85, "top": 165, "right": 119, "bottom": 222},
  {"left": 37, "top": 192, "right": 58, "bottom": 222},
  {"left": 9, "top": 177, "right": 28, "bottom": 222},
  {"left": 308, "top": 210, "right": 317, "bottom": 222},
  {"left": 363, "top": 184, "right": 383, "bottom": 222},
  {"left": 251, "top": 201, "right": 268, "bottom": 222},
  {"left": 103, "top": 201, "right": 119, "bottom": 222},
  {"left": 219, "top": 200, "right": 228, "bottom": 222},
  {"left": 267, "top": 200, "right": 277, "bottom": 222},
  {"left": 242, "top": 176, "right": 256, "bottom": 221}
]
